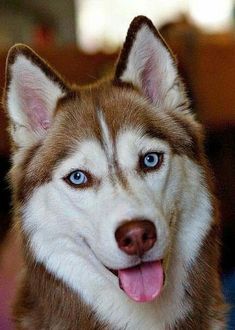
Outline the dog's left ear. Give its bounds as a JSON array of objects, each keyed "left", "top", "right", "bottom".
[
  {"left": 4, "top": 44, "right": 69, "bottom": 148},
  {"left": 114, "top": 16, "right": 186, "bottom": 109}
]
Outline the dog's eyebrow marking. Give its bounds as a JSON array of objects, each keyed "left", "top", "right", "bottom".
[{"left": 142, "top": 124, "right": 168, "bottom": 142}]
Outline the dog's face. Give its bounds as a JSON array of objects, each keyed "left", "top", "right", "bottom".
[{"left": 5, "top": 16, "right": 211, "bottom": 309}]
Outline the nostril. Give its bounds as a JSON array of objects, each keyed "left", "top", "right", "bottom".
[
  {"left": 142, "top": 232, "right": 149, "bottom": 242},
  {"left": 123, "top": 236, "right": 132, "bottom": 247}
]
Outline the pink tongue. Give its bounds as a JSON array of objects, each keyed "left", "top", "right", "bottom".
[{"left": 118, "top": 261, "right": 163, "bottom": 302}]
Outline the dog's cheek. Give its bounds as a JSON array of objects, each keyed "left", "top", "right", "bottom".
[{"left": 155, "top": 156, "right": 185, "bottom": 222}]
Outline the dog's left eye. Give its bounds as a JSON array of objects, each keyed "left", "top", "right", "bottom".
[
  {"left": 65, "top": 170, "right": 88, "bottom": 187},
  {"left": 141, "top": 152, "right": 163, "bottom": 170}
]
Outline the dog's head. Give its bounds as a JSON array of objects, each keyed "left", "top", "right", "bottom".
[{"left": 4, "top": 16, "right": 211, "bottom": 305}]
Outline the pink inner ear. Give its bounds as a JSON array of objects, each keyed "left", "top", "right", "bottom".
[
  {"left": 140, "top": 50, "right": 159, "bottom": 104},
  {"left": 22, "top": 88, "right": 50, "bottom": 132}
]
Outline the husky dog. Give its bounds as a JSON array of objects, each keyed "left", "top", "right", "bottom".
[{"left": 3, "top": 16, "right": 226, "bottom": 329}]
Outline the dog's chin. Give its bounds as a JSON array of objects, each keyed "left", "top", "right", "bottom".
[{"left": 106, "top": 260, "right": 165, "bottom": 303}]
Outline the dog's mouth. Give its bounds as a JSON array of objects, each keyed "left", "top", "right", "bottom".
[
  {"left": 83, "top": 238, "right": 164, "bottom": 302},
  {"left": 108, "top": 260, "right": 164, "bottom": 303}
]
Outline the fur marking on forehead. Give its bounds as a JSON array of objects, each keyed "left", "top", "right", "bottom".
[
  {"left": 97, "top": 110, "right": 114, "bottom": 165},
  {"left": 96, "top": 109, "right": 132, "bottom": 189}
]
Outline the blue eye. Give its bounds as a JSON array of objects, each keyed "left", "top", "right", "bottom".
[
  {"left": 143, "top": 153, "right": 163, "bottom": 169},
  {"left": 67, "top": 170, "right": 88, "bottom": 186}
]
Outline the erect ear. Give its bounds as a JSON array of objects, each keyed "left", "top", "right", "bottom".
[
  {"left": 114, "top": 16, "right": 186, "bottom": 110},
  {"left": 4, "top": 44, "right": 69, "bottom": 148}
]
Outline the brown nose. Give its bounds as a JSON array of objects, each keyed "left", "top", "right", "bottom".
[{"left": 115, "top": 220, "right": 157, "bottom": 257}]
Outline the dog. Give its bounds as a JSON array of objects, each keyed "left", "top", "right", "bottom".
[{"left": 3, "top": 16, "right": 226, "bottom": 329}]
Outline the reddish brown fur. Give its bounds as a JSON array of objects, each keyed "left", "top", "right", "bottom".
[
  {"left": 4, "top": 16, "right": 226, "bottom": 330},
  {"left": 13, "top": 261, "right": 109, "bottom": 330}
]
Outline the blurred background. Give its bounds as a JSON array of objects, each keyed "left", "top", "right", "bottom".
[{"left": 0, "top": 0, "right": 234, "bottom": 329}]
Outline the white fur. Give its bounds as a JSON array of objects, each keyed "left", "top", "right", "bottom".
[
  {"left": 22, "top": 128, "right": 213, "bottom": 329},
  {"left": 177, "top": 156, "right": 212, "bottom": 266},
  {"left": 97, "top": 110, "right": 114, "bottom": 165},
  {"left": 7, "top": 55, "right": 64, "bottom": 147}
]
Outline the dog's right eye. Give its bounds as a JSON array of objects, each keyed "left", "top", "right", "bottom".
[
  {"left": 64, "top": 170, "right": 88, "bottom": 187},
  {"left": 140, "top": 152, "right": 164, "bottom": 172}
]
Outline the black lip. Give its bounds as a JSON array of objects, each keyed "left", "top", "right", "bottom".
[{"left": 109, "top": 268, "right": 118, "bottom": 276}]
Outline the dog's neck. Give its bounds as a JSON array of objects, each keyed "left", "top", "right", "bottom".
[{"left": 15, "top": 260, "right": 109, "bottom": 330}]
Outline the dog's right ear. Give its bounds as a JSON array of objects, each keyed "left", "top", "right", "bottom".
[
  {"left": 4, "top": 44, "right": 69, "bottom": 148},
  {"left": 114, "top": 16, "right": 186, "bottom": 110}
]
